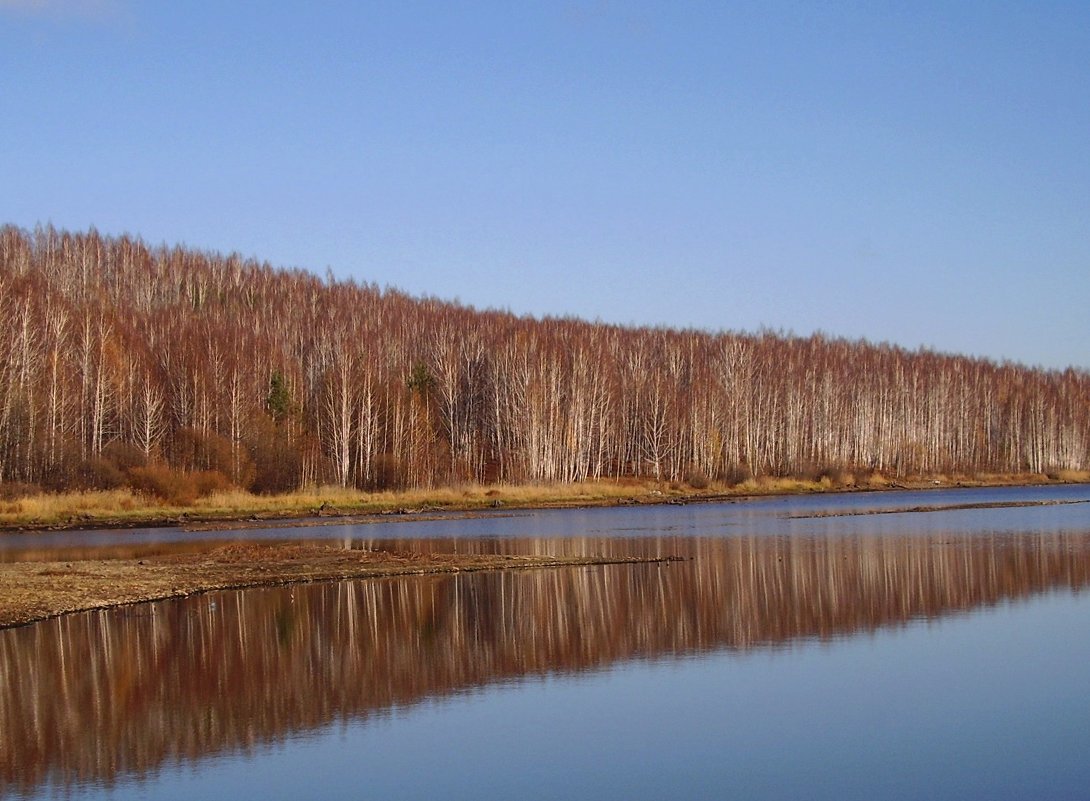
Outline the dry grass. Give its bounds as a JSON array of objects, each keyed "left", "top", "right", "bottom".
[
  {"left": 197, "top": 480, "right": 654, "bottom": 516},
  {"left": 0, "top": 489, "right": 151, "bottom": 527},
  {"left": 0, "top": 481, "right": 675, "bottom": 529},
  {"left": 735, "top": 473, "right": 878, "bottom": 494}
]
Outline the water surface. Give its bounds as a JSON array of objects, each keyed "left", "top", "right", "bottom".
[{"left": 2, "top": 486, "right": 1089, "bottom": 799}]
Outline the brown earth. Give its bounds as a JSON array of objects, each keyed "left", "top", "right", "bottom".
[
  {"left": 785, "top": 498, "right": 1090, "bottom": 519},
  {"left": 0, "top": 543, "right": 680, "bottom": 629}
]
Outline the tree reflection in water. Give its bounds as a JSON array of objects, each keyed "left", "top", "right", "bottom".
[{"left": 2, "top": 531, "right": 1089, "bottom": 795}]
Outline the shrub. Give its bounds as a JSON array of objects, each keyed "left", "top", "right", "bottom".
[
  {"left": 127, "top": 466, "right": 230, "bottom": 506},
  {"left": 127, "top": 465, "right": 197, "bottom": 505},
  {"left": 369, "top": 454, "right": 406, "bottom": 491},
  {"left": 246, "top": 418, "right": 302, "bottom": 494},
  {"left": 101, "top": 441, "right": 148, "bottom": 472},
  {"left": 79, "top": 457, "right": 126, "bottom": 490},
  {"left": 170, "top": 428, "right": 233, "bottom": 473},
  {"left": 0, "top": 482, "right": 41, "bottom": 501},
  {"left": 193, "top": 470, "right": 230, "bottom": 497},
  {"left": 684, "top": 468, "right": 710, "bottom": 490},
  {"left": 719, "top": 464, "right": 753, "bottom": 487}
]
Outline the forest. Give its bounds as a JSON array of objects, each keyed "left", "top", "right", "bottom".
[{"left": 0, "top": 224, "right": 1087, "bottom": 500}]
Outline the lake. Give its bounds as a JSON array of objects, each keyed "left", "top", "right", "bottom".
[{"left": 2, "top": 485, "right": 1089, "bottom": 799}]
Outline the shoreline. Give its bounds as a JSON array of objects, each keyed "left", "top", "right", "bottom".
[
  {"left": 2, "top": 472, "right": 1087, "bottom": 536},
  {"left": 0, "top": 542, "right": 683, "bottom": 630},
  {"left": 2, "top": 475, "right": 1088, "bottom": 631}
]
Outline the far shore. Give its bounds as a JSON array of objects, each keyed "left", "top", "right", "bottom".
[
  {"left": 1, "top": 471, "right": 1088, "bottom": 535},
  {"left": 2, "top": 472, "right": 1088, "bottom": 631},
  {"left": 2, "top": 470, "right": 1090, "bottom": 538}
]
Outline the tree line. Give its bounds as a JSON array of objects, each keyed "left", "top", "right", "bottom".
[{"left": 0, "top": 224, "right": 1087, "bottom": 497}]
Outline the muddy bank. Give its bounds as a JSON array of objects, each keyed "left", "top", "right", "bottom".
[
  {"left": 0, "top": 543, "right": 682, "bottom": 629},
  {"left": 786, "top": 498, "right": 1090, "bottom": 519}
]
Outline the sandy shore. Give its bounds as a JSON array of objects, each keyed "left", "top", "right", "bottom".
[{"left": 0, "top": 543, "right": 681, "bottom": 629}]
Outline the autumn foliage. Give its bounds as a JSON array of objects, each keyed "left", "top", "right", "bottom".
[{"left": 0, "top": 224, "right": 1087, "bottom": 496}]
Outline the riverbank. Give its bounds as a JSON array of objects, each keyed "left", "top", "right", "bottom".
[
  {"left": 2, "top": 471, "right": 1088, "bottom": 533},
  {"left": 0, "top": 542, "right": 682, "bottom": 629}
]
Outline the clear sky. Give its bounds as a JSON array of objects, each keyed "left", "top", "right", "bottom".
[{"left": 2, "top": 1, "right": 1087, "bottom": 370}]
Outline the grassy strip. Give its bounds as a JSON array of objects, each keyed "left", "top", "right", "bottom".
[
  {"left": 0, "top": 543, "right": 681, "bottom": 629},
  {"left": 1, "top": 471, "right": 1087, "bottom": 532}
]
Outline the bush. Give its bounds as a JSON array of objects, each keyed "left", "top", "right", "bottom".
[
  {"left": 70, "top": 442, "right": 152, "bottom": 491},
  {"left": 79, "top": 457, "right": 126, "bottom": 490},
  {"left": 248, "top": 441, "right": 302, "bottom": 494},
  {"left": 369, "top": 454, "right": 406, "bottom": 491},
  {"left": 127, "top": 465, "right": 196, "bottom": 505},
  {"left": 101, "top": 441, "right": 148, "bottom": 472},
  {"left": 193, "top": 470, "right": 230, "bottom": 497},
  {"left": 0, "top": 482, "right": 41, "bottom": 501},
  {"left": 246, "top": 418, "right": 302, "bottom": 494},
  {"left": 166, "top": 428, "right": 255, "bottom": 489},
  {"left": 127, "top": 466, "right": 230, "bottom": 506},
  {"left": 719, "top": 464, "right": 753, "bottom": 486},
  {"left": 684, "top": 468, "right": 710, "bottom": 490}
]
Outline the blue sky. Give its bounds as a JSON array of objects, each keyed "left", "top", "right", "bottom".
[{"left": 2, "top": 1, "right": 1087, "bottom": 369}]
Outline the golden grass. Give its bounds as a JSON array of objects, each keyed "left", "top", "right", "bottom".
[
  {"left": 197, "top": 480, "right": 653, "bottom": 515},
  {"left": 0, "top": 480, "right": 672, "bottom": 529},
  {"left": 736, "top": 474, "right": 876, "bottom": 494},
  {"left": 1, "top": 489, "right": 150, "bottom": 526}
]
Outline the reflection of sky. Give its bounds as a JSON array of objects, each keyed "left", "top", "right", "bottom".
[
  {"left": 3, "top": 485, "right": 1089, "bottom": 559},
  {"left": 67, "top": 590, "right": 1090, "bottom": 801}
]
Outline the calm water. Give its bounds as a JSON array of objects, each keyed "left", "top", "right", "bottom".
[{"left": 2, "top": 486, "right": 1089, "bottom": 799}]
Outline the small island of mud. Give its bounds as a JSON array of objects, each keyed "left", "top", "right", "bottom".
[{"left": 0, "top": 543, "right": 681, "bottom": 629}]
